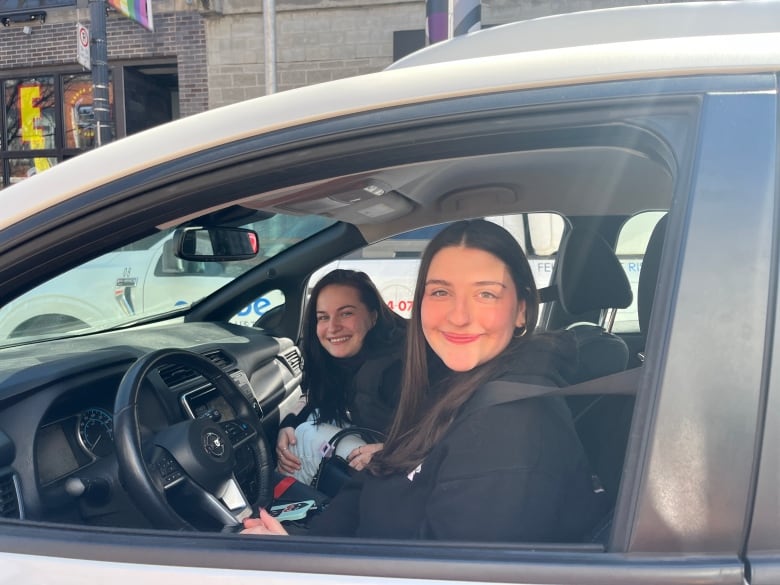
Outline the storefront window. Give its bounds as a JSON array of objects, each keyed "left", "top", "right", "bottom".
[
  {"left": 0, "top": 1, "right": 75, "bottom": 8},
  {"left": 63, "top": 73, "right": 115, "bottom": 149},
  {"left": 8, "top": 157, "right": 57, "bottom": 185},
  {"left": 0, "top": 64, "right": 163, "bottom": 187},
  {"left": 5, "top": 76, "right": 56, "bottom": 152}
]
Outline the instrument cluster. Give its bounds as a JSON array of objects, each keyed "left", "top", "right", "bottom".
[{"left": 37, "top": 405, "right": 116, "bottom": 486}]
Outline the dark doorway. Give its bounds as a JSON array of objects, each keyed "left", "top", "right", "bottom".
[
  {"left": 393, "top": 30, "right": 426, "bottom": 62},
  {"left": 123, "top": 64, "right": 178, "bottom": 135}
]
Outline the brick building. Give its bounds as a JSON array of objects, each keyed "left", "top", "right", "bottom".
[{"left": 0, "top": 0, "right": 690, "bottom": 186}]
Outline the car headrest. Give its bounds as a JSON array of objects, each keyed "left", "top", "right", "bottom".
[
  {"left": 555, "top": 228, "right": 633, "bottom": 315},
  {"left": 638, "top": 214, "right": 668, "bottom": 335}
]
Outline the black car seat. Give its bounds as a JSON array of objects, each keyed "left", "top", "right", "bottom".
[
  {"left": 586, "top": 214, "right": 668, "bottom": 537},
  {"left": 554, "top": 228, "right": 633, "bottom": 385},
  {"left": 561, "top": 219, "right": 669, "bottom": 543},
  {"left": 553, "top": 227, "right": 634, "bottom": 509},
  {"left": 637, "top": 214, "right": 668, "bottom": 362}
]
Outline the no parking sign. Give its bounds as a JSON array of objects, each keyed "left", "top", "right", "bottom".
[{"left": 77, "top": 22, "right": 90, "bottom": 70}]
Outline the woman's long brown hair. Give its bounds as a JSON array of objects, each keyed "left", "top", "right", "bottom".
[
  {"left": 370, "top": 219, "right": 539, "bottom": 476},
  {"left": 301, "top": 269, "right": 406, "bottom": 425}
]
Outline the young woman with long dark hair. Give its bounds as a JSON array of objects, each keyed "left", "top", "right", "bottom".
[
  {"left": 276, "top": 269, "right": 406, "bottom": 484},
  {"left": 248, "top": 220, "right": 601, "bottom": 542}
]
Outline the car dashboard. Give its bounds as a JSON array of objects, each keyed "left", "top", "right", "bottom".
[{"left": 0, "top": 321, "right": 303, "bottom": 528}]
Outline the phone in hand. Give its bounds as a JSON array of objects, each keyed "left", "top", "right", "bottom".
[{"left": 268, "top": 500, "right": 316, "bottom": 522}]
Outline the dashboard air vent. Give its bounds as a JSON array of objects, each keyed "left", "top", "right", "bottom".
[
  {"left": 204, "top": 350, "right": 232, "bottom": 369},
  {"left": 282, "top": 349, "right": 302, "bottom": 376},
  {"left": 159, "top": 351, "right": 233, "bottom": 388},
  {"left": 158, "top": 364, "right": 200, "bottom": 388},
  {"left": 0, "top": 473, "right": 21, "bottom": 519}
]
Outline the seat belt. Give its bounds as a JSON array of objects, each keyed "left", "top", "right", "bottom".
[
  {"left": 462, "top": 366, "right": 641, "bottom": 416},
  {"left": 458, "top": 367, "right": 642, "bottom": 507}
]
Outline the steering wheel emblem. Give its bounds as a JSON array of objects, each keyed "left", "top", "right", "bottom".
[{"left": 203, "top": 430, "right": 226, "bottom": 458}]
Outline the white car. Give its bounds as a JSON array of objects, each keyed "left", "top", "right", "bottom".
[{"left": 1, "top": 2, "right": 779, "bottom": 584}]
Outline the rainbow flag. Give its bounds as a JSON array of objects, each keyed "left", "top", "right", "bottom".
[{"left": 107, "top": 0, "right": 153, "bottom": 31}]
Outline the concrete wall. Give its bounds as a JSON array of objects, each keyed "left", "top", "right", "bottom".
[
  {"left": 204, "top": 1, "right": 420, "bottom": 105},
  {"left": 203, "top": 0, "right": 701, "bottom": 110}
]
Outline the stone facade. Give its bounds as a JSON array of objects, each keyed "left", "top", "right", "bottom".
[
  {"left": 203, "top": 1, "right": 421, "bottom": 106},
  {"left": 0, "top": 0, "right": 701, "bottom": 118},
  {"left": 203, "top": 0, "right": 688, "bottom": 109}
]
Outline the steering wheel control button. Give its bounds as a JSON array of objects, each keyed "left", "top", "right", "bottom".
[
  {"left": 222, "top": 420, "right": 253, "bottom": 445},
  {"left": 157, "top": 456, "right": 184, "bottom": 487}
]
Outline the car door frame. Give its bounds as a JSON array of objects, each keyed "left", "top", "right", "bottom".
[{"left": 0, "top": 73, "right": 776, "bottom": 584}]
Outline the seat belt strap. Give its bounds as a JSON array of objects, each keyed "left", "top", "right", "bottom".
[{"left": 463, "top": 366, "right": 641, "bottom": 416}]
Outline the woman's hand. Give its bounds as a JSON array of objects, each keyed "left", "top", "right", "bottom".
[
  {"left": 347, "top": 442, "right": 383, "bottom": 471},
  {"left": 241, "top": 508, "right": 289, "bottom": 536},
  {"left": 276, "top": 427, "right": 301, "bottom": 475}
]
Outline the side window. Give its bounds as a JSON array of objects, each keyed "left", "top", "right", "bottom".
[
  {"left": 522, "top": 212, "right": 566, "bottom": 291},
  {"left": 310, "top": 213, "right": 565, "bottom": 319},
  {"left": 612, "top": 211, "right": 667, "bottom": 333},
  {"left": 231, "top": 289, "right": 286, "bottom": 328}
]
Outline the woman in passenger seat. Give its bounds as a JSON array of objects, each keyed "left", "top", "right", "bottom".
[
  {"left": 246, "top": 220, "right": 602, "bottom": 542},
  {"left": 276, "top": 269, "right": 406, "bottom": 485}
]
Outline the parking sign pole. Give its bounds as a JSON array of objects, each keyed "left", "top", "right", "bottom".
[{"left": 89, "top": 0, "right": 112, "bottom": 146}]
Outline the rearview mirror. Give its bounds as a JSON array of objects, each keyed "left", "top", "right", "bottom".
[{"left": 173, "top": 227, "right": 260, "bottom": 261}]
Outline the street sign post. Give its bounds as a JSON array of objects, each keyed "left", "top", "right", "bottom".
[
  {"left": 88, "top": 0, "right": 111, "bottom": 146},
  {"left": 76, "top": 22, "right": 90, "bottom": 70}
]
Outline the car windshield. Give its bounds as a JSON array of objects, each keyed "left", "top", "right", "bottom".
[{"left": 0, "top": 213, "right": 336, "bottom": 348}]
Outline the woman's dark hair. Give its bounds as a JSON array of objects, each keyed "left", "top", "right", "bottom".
[
  {"left": 301, "top": 269, "right": 406, "bottom": 425},
  {"left": 371, "top": 219, "right": 539, "bottom": 475}
]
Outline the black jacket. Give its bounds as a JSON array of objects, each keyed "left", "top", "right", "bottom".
[
  {"left": 309, "top": 333, "right": 604, "bottom": 542},
  {"left": 281, "top": 328, "right": 405, "bottom": 433}
]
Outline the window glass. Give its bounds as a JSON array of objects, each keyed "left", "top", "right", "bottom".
[
  {"left": 0, "top": 0, "right": 75, "bottom": 7},
  {"left": 231, "top": 289, "right": 286, "bottom": 329},
  {"left": 5, "top": 76, "right": 56, "bottom": 151},
  {"left": 0, "top": 72, "right": 119, "bottom": 187},
  {"left": 613, "top": 211, "right": 667, "bottom": 333},
  {"left": 63, "top": 73, "right": 115, "bottom": 149},
  {"left": 309, "top": 213, "right": 564, "bottom": 319},
  {"left": 8, "top": 157, "right": 57, "bottom": 184}
]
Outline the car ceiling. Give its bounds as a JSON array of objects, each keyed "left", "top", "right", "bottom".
[{"left": 235, "top": 144, "right": 673, "bottom": 244}]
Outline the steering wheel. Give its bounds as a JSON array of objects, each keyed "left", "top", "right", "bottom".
[{"left": 114, "top": 348, "right": 273, "bottom": 530}]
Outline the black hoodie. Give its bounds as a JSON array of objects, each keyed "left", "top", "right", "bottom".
[
  {"left": 281, "top": 325, "right": 405, "bottom": 433},
  {"left": 309, "top": 331, "right": 604, "bottom": 543}
]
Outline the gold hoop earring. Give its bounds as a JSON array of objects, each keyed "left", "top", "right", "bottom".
[{"left": 514, "top": 325, "right": 526, "bottom": 338}]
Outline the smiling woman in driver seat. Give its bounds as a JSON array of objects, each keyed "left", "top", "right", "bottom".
[{"left": 243, "top": 219, "right": 602, "bottom": 542}]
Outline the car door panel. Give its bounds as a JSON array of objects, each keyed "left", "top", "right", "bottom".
[{"left": 624, "top": 90, "right": 776, "bottom": 553}]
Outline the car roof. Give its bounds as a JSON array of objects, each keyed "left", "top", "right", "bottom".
[
  {"left": 389, "top": 0, "right": 780, "bottom": 69},
  {"left": 2, "top": 1, "right": 780, "bottom": 233}
]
